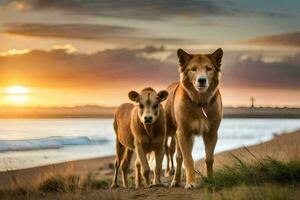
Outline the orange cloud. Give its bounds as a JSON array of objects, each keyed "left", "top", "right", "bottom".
[
  {"left": 0, "top": 48, "right": 31, "bottom": 56},
  {"left": 0, "top": 46, "right": 299, "bottom": 107},
  {"left": 239, "top": 32, "right": 300, "bottom": 47}
]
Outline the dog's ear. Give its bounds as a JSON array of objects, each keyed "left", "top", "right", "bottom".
[
  {"left": 210, "top": 48, "right": 223, "bottom": 71},
  {"left": 157, "top": 90, "right": 169, "bottom": 102},
  {"left": 128, "top": 90, "right": 139, "bottom": 102},
  {"left": 177, "top": 49, "right": 192, "bottom": 71}
]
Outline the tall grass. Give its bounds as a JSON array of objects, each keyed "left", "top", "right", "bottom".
[
  {"left": 201, "top": 156, "right": 300, "bottom": 188},
  {"left": 38, "top": 173, "right": 111, "bottom": 193},
  {"left": 1, "top": 155, "right": 299, "bottom": 200}
]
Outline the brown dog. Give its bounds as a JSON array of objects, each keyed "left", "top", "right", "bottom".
[
  {"left": 165, "top": 48, "right": 223, "bottom": 189},
  {"left": 111, "top": 87, "right": 168, "bottom": 188}
]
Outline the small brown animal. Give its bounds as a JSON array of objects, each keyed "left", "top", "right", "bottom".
[
  {"left": 111, "top": 87, "right": 168, "bottom": 188},
  {"left": 165, "top": 48, "right": 223, "bottom": 189}
]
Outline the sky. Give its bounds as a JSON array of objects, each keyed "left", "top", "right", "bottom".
[{"left": 0, "top": 0, "right": 299, "bottom": 107}]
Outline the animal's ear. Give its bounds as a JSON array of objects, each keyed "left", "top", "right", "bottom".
[
  {"left": 177, "top": 49, "right": 192, "bottom": 71},
  {"left": 157, "top": 90, "right": 169, "bottom": 102},
  {"left": 128, "top": 90, "right": 139, "bottom": 102},
  {"left": 210, "top": 48, "right": 223, "bottom": 71}
]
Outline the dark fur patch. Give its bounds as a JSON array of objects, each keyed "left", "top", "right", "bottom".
[{"left": 146, "top": 92, "right": 151, "bottom": 105}]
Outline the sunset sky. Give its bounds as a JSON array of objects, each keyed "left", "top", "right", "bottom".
[{"left": 0, "top": 0, "right": 299, "bottom": 107}]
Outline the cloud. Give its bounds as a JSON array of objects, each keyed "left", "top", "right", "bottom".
[
  {"left": 51, "top": 44, "right": 77, "bottom": 54},
  {"left": 5, "top": 23, "right": 191, "bottom": 45},
  {"left": 0, "top": 46, "right": 176, "bottom": 89},
  {"left": 0, "top": 1, "right": 31, "bottom": 12},
  {"left": 240, "top": 32, "right": 300, "bottom": 47},
  {"left": 222, "top": 51, "right": 300, "bottom": 89},
  {"left": 0, "top": 46, "right": 299, "bottom": 91},
  {"left": 10, "top": 0, "right": 286, "bottom": 20},
  {"left": 5, "top": 23, "right": 141, "bottom": 40},
  {"left": 30, "top": 0, "right": 224, "bottom": 20},
  {"left": 0, "top": 48, "right": 31, "bottom": 56}
]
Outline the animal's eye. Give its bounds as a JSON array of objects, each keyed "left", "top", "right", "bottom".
[
  {"left": 139, "top": 104, "right": 144, "bottom": 109},
  {"left": 206, "top": 66, "right": 212, "bottom": 71},
  {"left": 153, "top": 104, "right": 158, "bottom": 109},
  {"left": 190, "top": 67, "right": 197, "bottom": 72}
]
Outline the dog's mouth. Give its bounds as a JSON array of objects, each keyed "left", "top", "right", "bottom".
[
  {"left": 144, "top": 121, "right": 153, "bottom": 125},
  {"left": 144, "top": 119, "right": 154, "bottom": 124},
  {"left": 194, "top": 85, "right": 208, "bottom": 92}
]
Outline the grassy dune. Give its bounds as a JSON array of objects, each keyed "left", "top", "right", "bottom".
[
  {"left": 1, "top": 157, "right": 299, "bottom": 200},
  {"left": 1, "top": 129, "right": 299, "bottom": 199}
]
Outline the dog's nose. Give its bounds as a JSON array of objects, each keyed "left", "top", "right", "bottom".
[
  {"left": 144, "top": 116, "right": 153, "bottom": 123},
  {"left": 197, "top": 77, "right": 207, "bottom": 85}
]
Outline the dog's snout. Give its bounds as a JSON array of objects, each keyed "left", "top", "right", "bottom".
[
  {"left": 197, "top": 77, "right": 207, "bottom": 85},
  {"left": 144, "top": 116, "right": 153, "bottom": 124}
]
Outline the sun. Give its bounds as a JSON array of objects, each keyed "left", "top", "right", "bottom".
[
  {"left": 4, "top": 85, "right": 30, "bottom": 105},
  {"left": 6, "top": 85, "right": 29, "bottom": 95}
]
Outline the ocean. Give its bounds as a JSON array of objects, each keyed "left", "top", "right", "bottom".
[{"left": 0, "top": 118, "right": 299, "bottom": 171}]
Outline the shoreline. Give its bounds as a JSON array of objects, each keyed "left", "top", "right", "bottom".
[
  {"left": 0, "top": 129, "right": 299, "bottom": 189},
  {"left": 0, "top": 107, "right": 299, "bottom": 119}
]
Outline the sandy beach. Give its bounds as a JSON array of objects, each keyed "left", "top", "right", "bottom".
[{"left": 1, "top": 129, "right": 299, "bottom": 191}]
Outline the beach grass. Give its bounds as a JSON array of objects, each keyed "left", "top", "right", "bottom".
[
  {"left": 0, "top": 155, "right": 299, "bottom": 200},
  {"left": 200, "top": 156, "right": 300, "bottom": 189}
]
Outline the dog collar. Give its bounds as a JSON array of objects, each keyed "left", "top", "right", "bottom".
[
  {"left": 197, "top": 93, "right": 217, "bottom": 119},
  {"left": 201, "top": 107, "right": 208, "bottom": 118}
]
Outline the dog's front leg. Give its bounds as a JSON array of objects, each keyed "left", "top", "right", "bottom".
[
  {"left": 177, "top": 130, "right": 195, "bottom": 189},
  {"left": 135, "top": 143, "right": 150, "bottom": 187},
  {"left": 203, "top": 128, "right": 218, "bottom": 179}
]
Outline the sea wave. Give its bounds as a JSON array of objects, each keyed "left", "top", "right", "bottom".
[{"left": 0, "top": 136, "right": 109, "bottom": 152}]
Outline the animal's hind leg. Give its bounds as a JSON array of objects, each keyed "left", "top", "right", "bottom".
[
  {"left": 169, "top": 136, "right": 176, "bottom": 176},
  {"left": 120, "top": 149, "right": 134, "bottom": 188},
  {"left": 171, "top": 136, "right": 183, "bottom": 187},
  {"left": 111, "top": 140, "right": 125, "bottom": 189},
  {"left": 135, "top": 160, "right": 142, "bottom": 188},
  {"left": 164, "top": 138, "right": 171, "bottom": 177}
]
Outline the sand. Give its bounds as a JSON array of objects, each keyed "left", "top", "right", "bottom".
[{"left": 0, "top": 129, "right": 299, "bottom": 190}]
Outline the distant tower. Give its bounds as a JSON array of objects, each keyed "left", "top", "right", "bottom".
[{"left": 250, "top": 97, "right": 255, "bottom": 108}]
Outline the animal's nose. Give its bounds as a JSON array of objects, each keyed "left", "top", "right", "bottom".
[
  {"left": 144, "top": 116, "right": 153, "bottom": 123},
  {"left": 197, "top": 77, "right": 207, "bottom": 85}
]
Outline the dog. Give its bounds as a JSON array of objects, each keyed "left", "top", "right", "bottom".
[
  {"left": 164, "top": 48, "right": 223, "bottom": 189},
  {"left": 111, "top": 87, "right": 168, "bottom": 188}
]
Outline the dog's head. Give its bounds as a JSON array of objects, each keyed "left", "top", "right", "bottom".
[
  {"left": 128, "top": 87, "right": 168, "bottom": 125},
  {"left": 177, "top": 48, "right": 223, "bottom": 93}
]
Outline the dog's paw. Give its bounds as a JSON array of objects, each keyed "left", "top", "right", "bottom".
[
  {"left": 185, "top": 182, "right": 196, "bottom": 190},
  {"left": 170, "top": 180, "right": 180, "bottom": 188}
]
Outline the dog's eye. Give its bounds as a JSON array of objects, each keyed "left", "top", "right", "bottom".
[
  {"left": 190, "top": 67, "right": 197, "bottom": 72},
  {"left": 139, "top": 104, "right": 144, "bottom": 109},
  {"left": 153, "top": 104, "right": 158, "bottom": 109},
  {"left": 206, "top": 66, "right": 212, "bottom": 71}
]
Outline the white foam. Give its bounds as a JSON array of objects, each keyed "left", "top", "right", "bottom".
[{"left": 0, "top": 136, "right": 109, "bottom": 152}]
